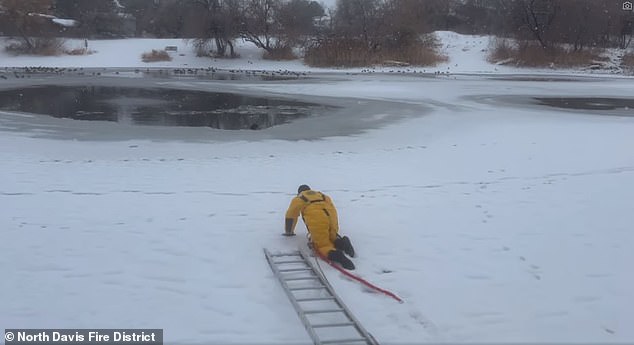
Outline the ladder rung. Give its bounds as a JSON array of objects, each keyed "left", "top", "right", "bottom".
[
  {"left": 296, "top": 296, "right": 335, "bottom": 302},
  {"left": 321, "top": 338, "right": 368, "bottom": 344},
  {"left": 304, "top": 308, "right": 343, "bottom": 314},
  {"left": 284, "top": 276, "right": 319, "bottom": 281},
  {"left": 313, "top": 322, "right": 355, "bottom": 328},
  {"left": 275, "top": 260, "right": 306, "bottom": 264},
  {"left": 289, "top": 286, "right": 326, "bottom": 291},
  {"left": 279, "top": 268, "right": 312, "bottom": 272},
  {"left": 270, "top": 252, "right": 300, "bottom": 256}
]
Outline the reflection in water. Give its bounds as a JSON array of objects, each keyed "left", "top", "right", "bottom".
[{"left": 0, "top": 86, "right": 324, "bottom": 130}]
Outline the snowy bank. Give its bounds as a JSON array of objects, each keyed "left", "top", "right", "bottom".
[{"left": 0, "top": 31, "right": 631, "bottom": 75}]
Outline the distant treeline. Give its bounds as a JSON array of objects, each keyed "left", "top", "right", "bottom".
[{"left": 1, "top": 0, "right": 632, "bottom": 61}]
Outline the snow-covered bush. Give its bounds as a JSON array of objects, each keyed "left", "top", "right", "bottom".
[{"left": 4, "top": 37, "right": 66, "bottom": 56}]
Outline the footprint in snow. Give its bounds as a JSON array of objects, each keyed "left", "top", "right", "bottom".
[{"left": 408, "top": 311, "right": 441, "bottom": 336}]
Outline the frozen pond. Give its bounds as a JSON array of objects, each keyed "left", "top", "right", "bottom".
[
  {"left": 1, "top": 71, "right": 633, "bottom": 141},
  {"left": 0, "top": 86, "right": 326, "bottom": 130}
]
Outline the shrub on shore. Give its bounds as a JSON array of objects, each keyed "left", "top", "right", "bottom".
[{"left": 141, "top": 49, "right": 172, "bottom": 62}]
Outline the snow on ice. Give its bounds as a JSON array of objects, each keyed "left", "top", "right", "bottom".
[{"left": 1, "top": 32, "right": 633, "bottom": 344}]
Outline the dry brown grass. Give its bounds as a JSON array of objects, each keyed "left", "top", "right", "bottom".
[
  {"left": 384, "top": 41, "right": 448, "bottom": 66},
  {"left": 622, "top": 52, "right": 634, "bottom": 67},
  {"left": 304, "top": 36, "right": 446, "bottom": 67},
  {"left": 304, "top": 39, "right": 370, "bottom": 67},
  {"left": 518, "top": 43, "right": 604, "bottom": 68},
  {"left": 488, "top": 39, "right": 605, "bottom": 68},
  {"left": 141, "top": 49, "right": 172, "bottom": 62},
  {"left": 487, "top": 38, "right": 515, "bottom": 63}
]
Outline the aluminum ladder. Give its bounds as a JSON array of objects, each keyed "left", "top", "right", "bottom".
[{"left": 264, "top": 248, "right": 379, "bottom": 345}]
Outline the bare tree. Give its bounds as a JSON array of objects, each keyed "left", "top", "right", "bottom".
[
  {"left": 453, "top": 0, "right": 516, "bottom": 35},
  {"left": 619, "top": 14, "right": 633, "bottom": 49},
  {"left": 514, "top": 0, "right": 558, "bottom": 48},
  {"left": 385, "top": 0, "right": 434, "bottom": 34},
  {"left": 182, "top": 0, "right": 241, "bottom": 57},
  {"left": 0, "top": 0, "right": 55, "bottom": 51},
  {"left": 333, "top": 0, "right": 385, "bottom": 49},
  {"left": 118, "top": 0, "right": 159, "bottom": 36},
  {"left": 276, "top": 0, "right": 324, "bottom": 46},
  {"left": 54, "top": 0, "right": 126, "bottom": 38},
  {"left": 218, "top": 0, "right": 241, "bottom": 56},
  {"left": 548, "top": 0, "right": 594, "bottom": 51},
  {"left": 239, "top": 0, "right": 282, "bottom": 53}
]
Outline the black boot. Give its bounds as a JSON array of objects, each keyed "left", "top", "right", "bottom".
[
  {"left": 327, "top": 249, "right": 355, "bottom": 270},
  {"left": 335, "top": 235, "right": 355, "bottom": 258}
]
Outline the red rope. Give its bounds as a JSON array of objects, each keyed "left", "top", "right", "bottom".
[{"left": 315, "top": 250, "right": 404, "bottom": 303}]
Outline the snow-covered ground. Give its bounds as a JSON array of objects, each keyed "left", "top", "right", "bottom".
[{"left": 1, "top": 32, "right": 634, "bottom": 344}]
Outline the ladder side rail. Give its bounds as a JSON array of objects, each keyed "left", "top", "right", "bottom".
[
  {"left": 298, "top": 249, "right": 380, "bottom": 345},
  {"left": 264, "top": 248, "right": 323, "bottom": 345}
]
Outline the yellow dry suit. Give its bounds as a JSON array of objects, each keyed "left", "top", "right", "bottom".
[{"left": 285, "top": 190, "right": 340, "bottom": 256}]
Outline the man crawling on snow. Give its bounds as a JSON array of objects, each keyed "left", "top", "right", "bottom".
[{"left": 284, "top": 184, "right": 356, "bottom": 270}]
